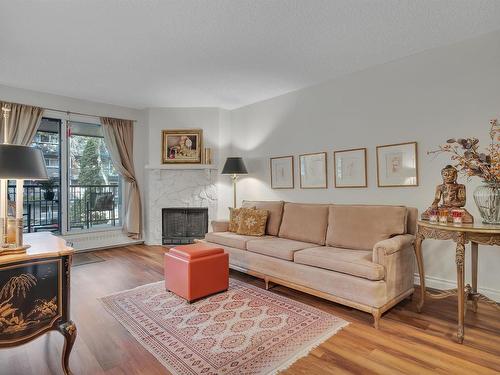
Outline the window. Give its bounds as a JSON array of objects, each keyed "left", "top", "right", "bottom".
[
  {"left": 17, "top": 117, "right": 122, "bottom": 234},
  {"left": 18, "top": 118, "right": 62, "bottom": 232},
  {"left": 68, "top": 122, "right": 122, "bottom": 231}
]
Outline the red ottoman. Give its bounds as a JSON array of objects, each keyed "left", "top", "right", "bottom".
[{"left": 164, "top": 242, "right": 229, "bottom": 302}]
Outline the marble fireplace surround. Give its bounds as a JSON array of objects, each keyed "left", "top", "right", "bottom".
[{"left": 145, "top": 165, "right": 218, "bottom": 245}]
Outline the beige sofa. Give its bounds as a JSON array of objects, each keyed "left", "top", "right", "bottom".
[{"left": 202, "top": 201, "right": 417, "bottom": 328}]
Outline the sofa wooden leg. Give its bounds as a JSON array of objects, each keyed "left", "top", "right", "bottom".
[
  {"left": 264, "top": 278, "right": 270, "bottom": 290},
  {"left": 372, "top": 309, "right": 381, "bottom": 329}
]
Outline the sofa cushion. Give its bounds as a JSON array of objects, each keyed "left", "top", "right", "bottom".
[
  {"left": 294, "top": 246, "right": 385, "bottom": 281},
  {"left": 236, "top": 208, "right": 268, "bottom": 236},
  {"left": 326, "top": 205, "right": 407, "bottom": 251},
  {"left": 246, "top": 237, "right": 316, "bottom": 261},
  {"left": 242, "top": 200, "right": 284, "bottom": 236},
  {"left": 278, "top": 203, "right": 329, "bottom": 245},
  {"left": 204, "top": 232, "right": 263, "bottom": 250}
]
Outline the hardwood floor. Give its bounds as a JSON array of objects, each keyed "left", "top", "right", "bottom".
[{"left": 1, "top": 244, "right": 499, "bottom": 374}]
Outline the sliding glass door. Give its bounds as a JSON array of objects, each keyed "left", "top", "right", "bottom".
[
  {"left": 16, "top": 116, "right": 122, "bottom": 234},
  {"left": 67, "top": 121, "right": 122, "bottom": 231}
]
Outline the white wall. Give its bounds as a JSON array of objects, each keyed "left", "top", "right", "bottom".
[
  {"left": 0, "top": 84, "right": 147, "bottom": 249},
  {"left": 228, "top": 30, "right": 500, "bottom": 300}
]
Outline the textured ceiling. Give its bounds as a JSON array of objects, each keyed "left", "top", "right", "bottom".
[{"left": 1, "top": 1, "right": 500, "bottom": 109}]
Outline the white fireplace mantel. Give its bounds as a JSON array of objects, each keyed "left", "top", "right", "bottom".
[
  {"left": 144, "top": 166, "right": 218, "bottom": 245},
  {"left": 145, "top": 164, "right": 218, "bottom": 170}
]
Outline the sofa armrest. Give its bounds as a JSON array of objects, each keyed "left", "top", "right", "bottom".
[
  {"left": 211, "top": 220, "right": 230, "bottom": 232},
  {"left": 372, "top": 234, "right": 415, "bottom": 264}
]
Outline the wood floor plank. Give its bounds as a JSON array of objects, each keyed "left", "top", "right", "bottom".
[{"left": 1, "top": 244, "right": 499, "bottom": 375}]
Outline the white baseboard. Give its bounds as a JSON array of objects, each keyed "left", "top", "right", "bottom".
[
  {"left": 61, "top": 229, "right": 143, "bottom": 251},
  {"left": 414, "top": 273, "right": 500, "bottom": 302}
]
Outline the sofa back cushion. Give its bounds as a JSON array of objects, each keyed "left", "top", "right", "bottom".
[
  {"left": 326, "top": 205, "right": 407, "bottom": 250},
  {"left": 242, "top": 200, "right": 284, "bottom": 236},
  {"left": 406, "top": 207, "right": 418, "bottom": 235},
  {"left": 278, "top": 203, "right": 329, "bottom": 245}
]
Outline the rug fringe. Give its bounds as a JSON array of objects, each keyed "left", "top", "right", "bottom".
[{"left": 267, "top": 320, "right": 349, "bottom": 375}]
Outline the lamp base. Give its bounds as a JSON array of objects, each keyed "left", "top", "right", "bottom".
[{"left": 0, "top": 243, "right": 30, "bottom": 256}]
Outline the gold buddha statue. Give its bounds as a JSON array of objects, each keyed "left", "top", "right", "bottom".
[{"left": 421, "top": 165, "right": 473, "bottom": 223}]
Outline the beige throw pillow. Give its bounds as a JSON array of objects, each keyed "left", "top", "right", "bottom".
[{"left": 237, "top": 208, "right": 269, "bottom": 236}]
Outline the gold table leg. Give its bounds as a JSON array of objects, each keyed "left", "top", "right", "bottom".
[
  {"left": 455, "top": 232, "right": 466, "bottom": 344},
  {"left": 58, "top": 321, "right": 77, "bottom": 375},
  {"left": 470, "top": 242, "right": 479, "bottom": 313},
  {"left": 414, "top": 233, "right": 425, "bottom": 312}
]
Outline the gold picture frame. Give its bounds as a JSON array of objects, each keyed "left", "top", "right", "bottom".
[
  {"left": 270, "top": 156, "right": 294, "bottom": 189},
  {"left": 333, "top": 148, "right": 367, "bottom": 188},
  {"left": 376, "top": 141, "right": 418, "bottom": 187},
  {"left": 161, "top": 129, "right": 203, "bottom": 164},
  {"left": 299, "top": 152, "right": 327, "bottom": 189}
]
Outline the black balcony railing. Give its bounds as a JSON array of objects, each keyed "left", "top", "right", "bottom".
[
  {"left": 7, "top": 184, "right": 120, "bottom": 233},
  {"left": 8, "top": 184, "right": 60, "bottom": 233},
  {"left": 68, "top": 184, "right": 120, "bottom": 230}
]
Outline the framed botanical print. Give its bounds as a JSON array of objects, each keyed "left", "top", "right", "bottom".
[
  {"left": 299, "top": 152, "right": 327, "bottom": 189},
  {"left": 161, "top": 129, "right": 203, "bottom": 164},
  {"left": 334, "top": 148, "right": 367, "bottom": 188},
  {"left": 270, "top": 156, "right": 294, "bottom": 189},
  {"left": 376, "top": 142, "right": 418, "bottom": 187}
]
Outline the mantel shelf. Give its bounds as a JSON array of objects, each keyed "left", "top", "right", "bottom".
[{"left": 145, "top": 164, "right": 218, "bottom": 171}]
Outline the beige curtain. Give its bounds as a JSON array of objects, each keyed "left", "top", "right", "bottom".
[
  {"left": 0, "top": 101, "right": 44, "bottom": 145},
  {"left": 101, "top": 117, "right": 142, "bottom": 239}
]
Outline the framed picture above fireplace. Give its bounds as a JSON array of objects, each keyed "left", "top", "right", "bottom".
[{"left": 161, "top": 129, "right": 203, "bottom": 164}]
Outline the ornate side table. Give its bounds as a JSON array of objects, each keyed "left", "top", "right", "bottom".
[
  {"left": 414, "top": 220, "right": 500, "bottom": 343},
  {"left": 0, "top": 232, "right": 76, "bottom": 374}
]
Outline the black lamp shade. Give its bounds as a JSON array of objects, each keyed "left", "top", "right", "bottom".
[
  {"left": 0, "top": 144, "right": 48, "bottom": 180},
  {"left": 221, "top": 157, "right": 248, "bottom": 175}
]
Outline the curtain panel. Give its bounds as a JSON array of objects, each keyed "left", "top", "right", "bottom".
[
  {"left": 0, "top": 101, "right": 44, "bottom": 145},
  {"left": 101, "top": 117, "right": 142, "bottom": 239}
]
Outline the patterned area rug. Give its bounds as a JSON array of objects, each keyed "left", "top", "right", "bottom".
[{"left": 100, "top": 279, "right": 348, "bottom": 375}]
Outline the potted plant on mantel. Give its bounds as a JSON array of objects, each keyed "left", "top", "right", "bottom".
[
  {"left": 38, "top": 177, "right": 57, "bottom": 201},
  {"left": 429, "top": 119, "right": 500, "bottom": 224}
]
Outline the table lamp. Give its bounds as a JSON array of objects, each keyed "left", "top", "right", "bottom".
[
  {"left": 221, "top": 157, "right": 248, "bottom": 208},
  {"left": 0, "top": 106, "right": 48, "bottom": 255}
]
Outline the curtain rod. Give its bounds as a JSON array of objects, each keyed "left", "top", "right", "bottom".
[
  {"left": 44, "top": 107, "right": 137, "bottom": 123},
  {"left": 1, "top": 98, "right": 137, "bottom": 123}
]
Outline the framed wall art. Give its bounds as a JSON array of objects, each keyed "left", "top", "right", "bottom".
[
  {"left": 161, "top": 129, "right": 203, "bottom": 164},
  {"left": 299, "top": 152, "right": 327, "bottom": 189},
  {"left": 376, "top": 141, "right": 418, "bottom": 187},
  {"left": 334, "top": 148, "right": 367, "bottom": 188},
  {"left": 270, "top": 156, "right": 294, "bottom": 189}
]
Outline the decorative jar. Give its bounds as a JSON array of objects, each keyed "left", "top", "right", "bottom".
[
  {"left": 473, "top": 181, "right": 500, "bottom": 224},
  {"left": 438, "top": 208, "right": 449, "bottom": 224},
  {"left": 429, "top": 209, "right": 438, "bottom": 223},
  {"left": 451, "top": 209, "right": 464, "bottom": 225}
]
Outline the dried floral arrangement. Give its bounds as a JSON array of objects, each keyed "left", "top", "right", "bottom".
[{"left": 429, "top": 119, "right": 500, "bottom": 183}]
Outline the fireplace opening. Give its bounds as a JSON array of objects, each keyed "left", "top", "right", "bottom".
[{"left": 162, "top": 208, "right": 208, "bottom": 245}]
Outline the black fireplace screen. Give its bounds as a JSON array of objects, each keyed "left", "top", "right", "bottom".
[{"left": 162, "top": 208, "right": 208, "bottom": 245}]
